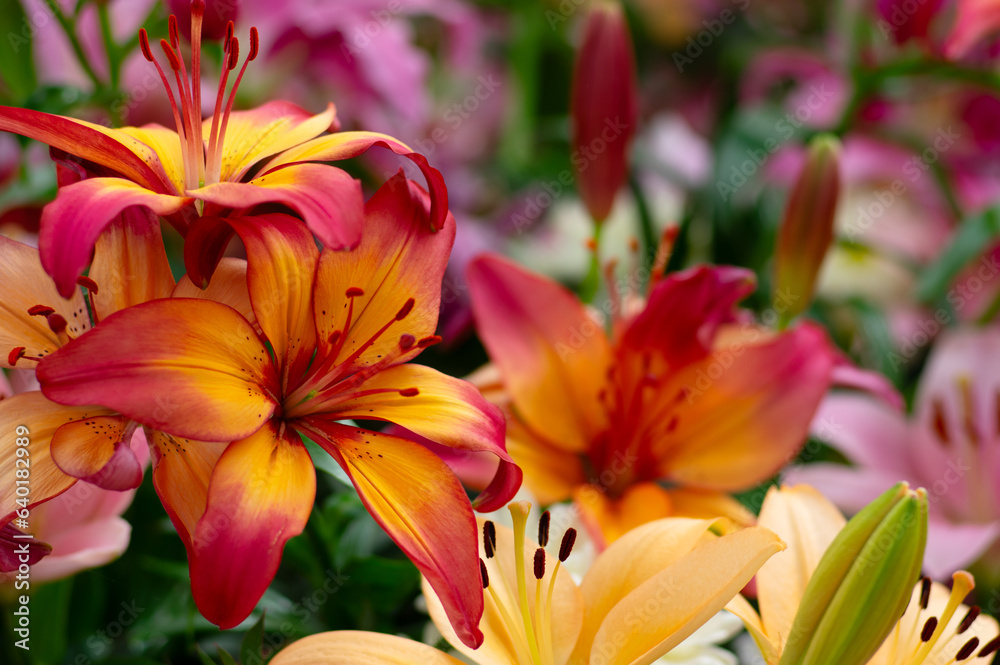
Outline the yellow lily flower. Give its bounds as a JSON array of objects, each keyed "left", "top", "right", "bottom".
[
  {"left": 727, "top": 485, "right": 1000, "bottom": 665},
  {"left": 270, "top": 501, "right": 785, "bottom": 665}
]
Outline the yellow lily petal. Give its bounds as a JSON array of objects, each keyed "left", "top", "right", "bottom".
[
  {"left": 172, "top": 258, "right": 257, "bottom": 329},
  {"left": 89, "top": 208, "right": 176, "bottom": 321},
  {"left": 755, "top": 485, "right": 846, "bottom": 653},
  {"left": 574, "top": 483, "right": 678, "bottom": 550},
  {"left": 119, "top": 124, "right": 186, "bottom": 194},
  {"left": 269, "top": 630, "right": 466, "bottom": 665},
  {"left": 588, "top": 525, "right": 785, "bottom": 665},
  {"left": 506, "top": 415, "right": 586, "bottom": 505},
  {"left": 572, "top": 517, "right": 725, "bottom": 662},
  {"left": 725, "top": 594, "right": 781, "bottom": 665}
]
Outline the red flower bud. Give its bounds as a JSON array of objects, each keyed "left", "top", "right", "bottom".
[{"left": 570, "top": 1, "right": 638, "bottom": 224}]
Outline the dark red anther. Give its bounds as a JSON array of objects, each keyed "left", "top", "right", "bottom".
[
  {"left": 47, "top": 314, "right": 67, "bottom": 335},
  {"left": 227, "top": 37, "right": 240, "bottom": 70},
  {"left": 479, "top": 559, "right": 489, "bottom": 589},
  {"left": 28, "top": 305, "right": 55, "bottom": 317},
  {"left": 558, "top": 528, "right": 577, "bottom": 562},
  {"left": 958, "top": 606, "right": 981, "bottom": 634},
  {"left": 538, "top": 510, "right": 551, "bottom": 547},
  {"left": 399, "top": 334, "right": 416, "bottom": 350},
  {"left": 160, "top": 40, "right": 183, "bottom": 71},
  {"left": 417, "top": 335, "right": 442, "bottom": 348},
  {"left": 168, "top": 14, "right": 180, "bottom": 46},
  {"left": 139, "top": 29, "right": 154, "bottom": 61},
  {"left": 919, "top": 577, "right": 931, "bottom": 609},
  {"left": 77, "top": 275, "right": 99, "bottom": 293},
  {"left": 248, "top": 26, "right": 259, "bottom": 61},
  {"left": 921, "top": 617, "right": 938, "bottom": 642},
  {"left": 956, "top": 637, "right": 980, "bottom": 661},
  {"left": 224, "top": 21, "right": 234, "bottom": 48},
  {"left": 483, "top": 521, "right": 496, "bottom": 558},
  {"left": 8, "top": 347, "right": 25, "bottom": 366},
  {"left": 533, "top": 548, "right": 546, "bottom": 580},
  {"left": 980, "top": 636, "right": 1000, "bottom": 658},
  {"left": 346, "top": 287, "right": 365, "bottom": 298},
  {"left": 398, "top": 388, "right": 420, "bottom": 397},
  {"left": 395, "top": 298, "right": 415, "bottom": 321}
]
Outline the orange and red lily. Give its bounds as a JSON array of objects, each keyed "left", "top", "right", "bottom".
[
  {"left": 0, "top": 1, "right": 446, "bottom": 296},
  {"left": 467, "top": 254, "right": 840, "bottom": 548},
  {"left": 36, "top": 175, "right": 520, "bottom": 645}
]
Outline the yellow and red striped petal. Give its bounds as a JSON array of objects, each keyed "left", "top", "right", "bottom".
[
  {"left": 190, "top": 163, "right": 363, "bottom": 251},
  {"left": 89, "top": 207, "right": 176, "bottom": 321},
  {"left": 0, "top": 106, "right": 172, "bottom": 192},
  {"left": 189, "top": 422, "right": 314, "bottom": 629},
  {"left": 311, "top": 174, "right": 454, "bottom": 370},
  {"left": 37, "top": 299, "right": 279, "bottom": 443},
  {"left": 0, "top": 235, "right": 90, "bottom": 368},
  {"left": 305, "top": 363, "right": 520, "bottom": 512},
  {"left": 39, "top": 178, "right": 191, "bottom": 298},
  {"left": 0, "top": 392, "right": 98, "bottom": 524},
  {"left": 655, "top": 323, "right": 835, "bottom": 491},
  {"left": 172, "top": 258, "right": 257, "bottom": 329},
  {"left": 270, "top": 631, "right": 466, "bottom": 665},
  {"left": 147, "top": 430, "right": 229, "bottom": 553},
  {"left": 49, "top": 415, "right": 143, "bottom": 491},
  {"left": 225, "top": 214, "right": 319, "bottom": 391},
  {"left": 119, "top": 124, "right": 186, "bottom": 194},
  {"left": 262, "top": 131, "right": 448, "bottom": 231},
  {"left": 467, "top": 254, "right": 611, "bottom": 453},
  {"left": 209, "top": 101, "right": 337, "bottom": 182},
  {"left": 303, "top": 419, "right": 485, "bottom": 649}
]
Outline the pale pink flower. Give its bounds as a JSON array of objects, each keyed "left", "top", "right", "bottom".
[{"left": 786, "top": 327, "right": 1000, "bottom": 578}]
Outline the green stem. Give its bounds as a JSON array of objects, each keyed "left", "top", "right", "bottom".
[
  {"left": 629, "top": 173, "right": 657, "bottom": 281},
  {"left": 97, "top": 2, "right": 119, "bottom": 90},
  {"left": 41, "top": 0, "right": 103, "bottom": 90}
]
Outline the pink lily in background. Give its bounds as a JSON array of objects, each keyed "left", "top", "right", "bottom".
[
  {"left": 946, "top": 0, "right": 1000, "bottom": 59},
  {"left": 467, "top": 254, "right": 841, "bottom": 548},
  {"left": 787, "top": 326, "right": 1000, "bottom": 579},
  {"left": 36, "top": 175, "right": 520, "bottom": 643},
  {"left": 0, "top": 1, "right": 447, "bottom": 294}
]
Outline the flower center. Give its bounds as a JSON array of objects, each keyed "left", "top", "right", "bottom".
[
  {"left": 8, "top": 277, "right": 96, "bottom": 365},
  {"left": 892, "top": 572, "right": 998, "bottom": 664},
  {"left": 479, "top": 503, "right": 577, "bottom": 665},
  {"left": 137, "top": 0, "right": 259, "bottom": 191}
]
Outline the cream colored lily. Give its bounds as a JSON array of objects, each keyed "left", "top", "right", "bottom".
[
  {"left": 727, "top": 485, "right": 1000, "bottom": 665},
  {"left": 271, "top": 501, "right": 785, "bottom": 665}
]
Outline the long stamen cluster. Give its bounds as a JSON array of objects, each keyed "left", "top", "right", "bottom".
[
  {"left": 890, "top": 573, "right": 999, "bottom": 664},
  {"left": 137, "top": 1, "right": 259, "bottom": 191},
  {"left": 478, "top": 504, "right": 577, "bottom": 665}
]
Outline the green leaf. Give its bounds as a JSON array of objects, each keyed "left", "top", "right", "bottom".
[
  {"left": 916, "top": 207, "right": 1000, "bottom": 303},
  {"left": 195, "top": 645, "right": 218, "bottom": 665},
  {"left": 0, "top": 0, "right": 37, "bottom": 102},
  {"left": 240, "top": 613, "right": 266, "bottom": 665},
  {"left": 218, "top": 647, "right": 238, "bottom": 665}
]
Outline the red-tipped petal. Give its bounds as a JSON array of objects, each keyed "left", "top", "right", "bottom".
[
  {"left": 0, "top": 522, "right": 51, "bottom": 572},
  {"left": 467, "top": 254, "right": 611, "bottom": 452},
  {"left": 190, "top": 163, "right": 363, "bottom": 251},
  {"left": 37, "top": 299, "right": 279, "bottom": 443},
  {"left": 39, "top": 178, "right": 191, "bottom": 298},
  {"left": 262, "top": 132, "right": 448, "bottom": 231},
  {"left": 49, "top": 416, "right": 143, "bottom": 491},
  {"left": 189, "top": 422, "right": 314, "bottom": 629},
  {"left": 312, "top": 174, "right": 454, "bottom": 370},
  {"left": 304, "top": 420, "right": 484, "bottom": 649}
]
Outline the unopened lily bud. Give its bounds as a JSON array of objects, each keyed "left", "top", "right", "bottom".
[
  {"left": 773, "top": 134, "right": 840, "bottom": 328},
  {"left": 779, "top": 482, "right": 928, "bottom": 665},
  {"left": 570, "top": 1, "right": 638, "bottom": 225},
  {"left": 167, "top": 0, "right": 239, "bottom": 41}
]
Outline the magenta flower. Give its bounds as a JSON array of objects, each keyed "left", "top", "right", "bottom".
[{"left": 787, "top": 327, "right": 1000, "bottom": 578}]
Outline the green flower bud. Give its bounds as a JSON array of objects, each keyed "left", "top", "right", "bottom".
[{"left": 778, "top": 482, "right": 928, "bottom": 665}]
